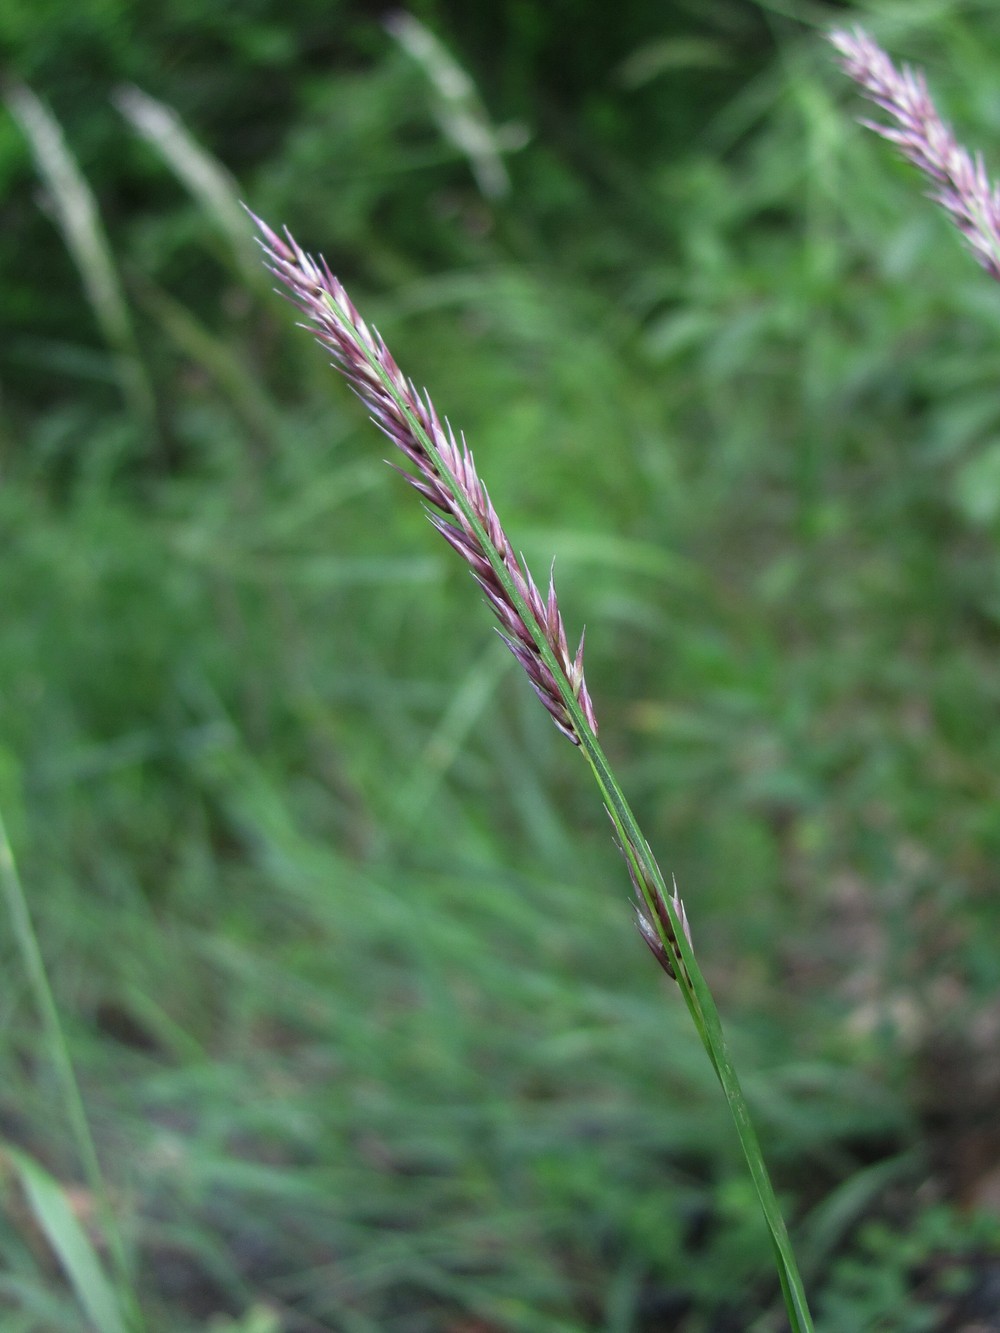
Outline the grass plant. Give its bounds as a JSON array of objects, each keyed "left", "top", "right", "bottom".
[
  {"left": 0, "top": 809, "right": 141, "bottom": 1331},
  {"left": 5, "top": 6, "right": 1000, "bottom": 1329},
  {"left": 2, "top": 81, "right": 156, "bottom": 435},
  {"left": 112, "top": 84, "right": 264, "bottom": 289},
  {"left": 831, "top": 26, "right": 1000, "bottom": 282},
  {"left": 251, "top": 212, "right": 814, "bottom": 1328}
]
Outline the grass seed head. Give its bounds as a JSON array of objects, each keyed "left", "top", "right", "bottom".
[
  {"left": 250, "top": 210, "right": 598, "bottom": 743},
  {"left": 831, "top": 26, "right": 1000, "bottom": 282}
]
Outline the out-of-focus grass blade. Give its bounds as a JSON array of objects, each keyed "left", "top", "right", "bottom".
[
  {"left": 209, "top": 1307, "right": 282, "bottom": 1333},
  {"left": 384, "top": 11, "right": 527, "bottom": 200},
  {"left": 1, "top": 1146, "right": 129, "bottom": 1333},
  {"left": 130, "top": 273, "right": 282, "bottom": 445},
  {"left": 0, "top": 804, "right": 142, "bottom": 1329},
  {"left": 615, "top": 36, "right": 730, "bottom": 89},
  {"left": 394, "top": 642, "right": 510, "bottom": 830},
  {"left": 112, "top": 85, "right": 260, "bottom": 285},
  {"left": 3, "top": 80, "right": 155, "bottom": 432},
  {"left": 0, "top": 1272, "right": 85, "bottom": 1330}
]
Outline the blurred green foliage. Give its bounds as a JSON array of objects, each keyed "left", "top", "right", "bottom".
[{"left": 3, "top": 0, "right": 1000, "bottom": 1328}]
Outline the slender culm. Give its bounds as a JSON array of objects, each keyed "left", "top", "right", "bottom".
[
  {"left": 830, "top": 26, "right": 1000, "bottom": 282},
  {"left": 250, "top": 212, "right": 597, "bottom": 744}
]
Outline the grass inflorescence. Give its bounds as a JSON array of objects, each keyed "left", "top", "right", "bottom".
[{"left": 4, "top": 7, "right": 1000, "bottom": 1330}]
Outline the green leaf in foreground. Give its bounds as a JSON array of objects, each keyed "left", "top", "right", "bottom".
[{"left": 2, "top": 1146, "right": 129, "bottom": 1333}]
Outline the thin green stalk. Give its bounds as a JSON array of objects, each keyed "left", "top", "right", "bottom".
[
  {"left": 318, "top": 284, "right": 815, "bottom": 1330},
  {"left": 0, "top": 804, "right": 144, "bottom": 1332}
]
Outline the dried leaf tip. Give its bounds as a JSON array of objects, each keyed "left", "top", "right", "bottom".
[{"left": 249, "top": 208, "right": 598, "bottom": 743}]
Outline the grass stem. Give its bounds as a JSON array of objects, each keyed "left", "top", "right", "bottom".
[{"left": 0, "top": 804, "right": 144, "bottom": 1332}]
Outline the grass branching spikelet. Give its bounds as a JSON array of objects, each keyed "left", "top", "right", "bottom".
[
  {"left": 633, "top": 868, "right": 693, "bottom": 982},
  {"left": 250, "top": 211, "right": 598, "bottom": 745},
  {"left": 830, "top": 26, "right": 1000, "bottom": 282}
]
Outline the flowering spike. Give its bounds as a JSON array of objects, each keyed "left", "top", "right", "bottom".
[
  {"left": 830, "top": 26, "right": 1000, "bottom": 282},
  {"left": 251, "top": 210, "right": 598, "bottom": 742},
  {"left": 619, "top": 826, "right": 693, "bottom": 983}
]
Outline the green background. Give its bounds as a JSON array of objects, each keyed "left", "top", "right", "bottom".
[{"left": 3, "top": 1, "right": 1000, "bottom": 1328}]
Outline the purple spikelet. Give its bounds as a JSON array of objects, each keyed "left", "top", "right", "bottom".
[
  {"left": 620, "top": 829, "right": 693, "bottom": 981},
  {"left": 250, "top": 211, "right": 598, "bottom": 743},
  {"left": 831, "top": 26, "right": 1000, "bottom": 282}
]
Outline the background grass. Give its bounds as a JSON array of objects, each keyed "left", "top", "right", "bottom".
[{"left": 4, "top": 1, "right": 1000, "bottom": 1328}]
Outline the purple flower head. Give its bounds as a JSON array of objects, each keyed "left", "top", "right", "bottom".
[
  {"left": 250, "top": 211, "right": 598, "bottom": 743},
  {"left": 831, "top": 26, "right": 1000, "bottom": 282}
]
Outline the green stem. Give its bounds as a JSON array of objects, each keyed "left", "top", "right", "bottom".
[
  {"left": 337, "top": 291, "right": 814, "bottom": 1329},
  {"left": 578, "top": 735, "right": 813, "bottom": 1332},
  {"left": 0, "top": 805, "right": 145, "bottom": 1332}
]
